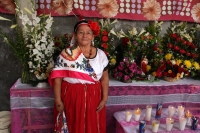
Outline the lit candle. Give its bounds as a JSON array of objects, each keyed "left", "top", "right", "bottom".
[
  {"left": 178, "top": 105, "right": 185, "bottom": 117},
  {"left": 168, "top": 105, "right": 175, "bottom": 117},
  {"left": 145, "top": 105, "right": 152, "bottom": 121},
  {"left": 125, "top": 110, "right": 132, "bottom": 122},
  {"left": 152, "top": 119, "right": 160, "bottom": 133},
  {"left": 185, "top": 110, "right": 192, "bottom": 125},
  {"left": 179, "top": 116, "right": 187, "bottom": 131},
  {"left": 134, "top": 108, "right": 141, "bottom": 121},
  {"left": 166, "top": 118, "right": 174, "bottom": 131}
]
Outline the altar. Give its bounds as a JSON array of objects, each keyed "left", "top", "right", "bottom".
[{"left": 10, "top": 78, "right": 200, "bottom": 133}]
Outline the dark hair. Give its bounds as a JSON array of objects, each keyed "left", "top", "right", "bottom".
[{"left": 74, "top": 19, "right": 88, "bottom": 33}]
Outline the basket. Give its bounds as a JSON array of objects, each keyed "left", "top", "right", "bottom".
[{"left": 164, "top": 76, "right": 180, "bottom": 82}]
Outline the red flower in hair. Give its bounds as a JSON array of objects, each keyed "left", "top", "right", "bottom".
[{"left": 88, "top": 20, "right": 100, "bottom": 36}]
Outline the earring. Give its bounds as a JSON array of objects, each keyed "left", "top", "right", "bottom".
[{"left": 91, "top": 40, "right": 94, "bottom": 45}]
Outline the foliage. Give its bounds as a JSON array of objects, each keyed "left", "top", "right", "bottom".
[{"left": 53, "top": 33, "right": 72, "bottom": 61}]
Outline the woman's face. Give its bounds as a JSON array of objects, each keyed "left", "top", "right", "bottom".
[{"left": 75, "top": 24, "right": 94, "bottom": 46}]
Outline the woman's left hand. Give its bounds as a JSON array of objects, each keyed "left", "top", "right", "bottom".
[{"left": 96, "top": 100, "right": 106, "bottom": 113}]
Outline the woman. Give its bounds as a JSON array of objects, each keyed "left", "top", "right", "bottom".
[{"left": 48, "top": 19, "right": 109, "bottom": 133}]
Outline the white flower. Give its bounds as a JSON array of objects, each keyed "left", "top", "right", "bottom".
[
  {"left": 171, "top": 60, "right": 176, "bottom": 65},
  {"left": 128, "top": 27, "right": 137, "bottom": 36},
  {"left": 138, "top": 28, "right": 146, "bottom": 36},
  {"left": 33, "top": 49, "right": 39, "bottom": 55},
  {"left": 40, "top": 36, "right": 47, "bottom": 43}
]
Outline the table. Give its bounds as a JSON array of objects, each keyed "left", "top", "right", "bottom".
[
  {"left": 10, "top": 79, "right": 54, "bottom": 133},
  {"left": 106, "top": 77, "right": 200, "bottom": 133},
  {"left": 10, "top": 78, "right": 200, "bottom": 133},
  {"left": 114, "top": 109, "right": 200, "bottom": 133}
]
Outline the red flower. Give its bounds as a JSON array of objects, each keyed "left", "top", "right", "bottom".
[
  {"left": 156, "top": 69, "right": 163, "bottom": 78},
  {"left": 55, "top": 42, "right": 60, "bottom": 46},
  {"left": 170, "top": 33, "right": 177, "bottom": 38},
  {"left": 153, "top": 46, "right": 157, "bottom": 51},
  {"left": 186, "top": 52, "right": 191, "bottom": 57},
  {"left": 179, "top": 49, "right": 186, "bottom": 54},
  {"left": 101, "top": 43, "right": 108, "bottom": 49},
  {"left": 167, "top": 43, "right": 173, "bottom": 48},
  {"left": 192, "top": 53, "right": 198, "bottom": 58},
  {"left": 102, "top": 30, "right": 108, "bottom": 36},
  {"left": 54, "top": 36, "right": 59, "bottom": 40},
  {"left": 186, "top": 42, "right": 192, "bottom": 46},
  {"left": 122, "top": 37, "right": 129, "bottom": 46},
  {"left": 178, "top": 67, "right": 185, "bottom": 73},
  {"left": 169, "top": 72, "right": 176, "bottom": 78},
  {"left": 101, "top": 35, "right": 109, "bottom": 42},
  {"left": 104, "top": 50, "right": 108, "bottom": 56},
  {"left": 190, "top": 44, "right": 197, "bottom": 49},
  {"left": 64, "top": 33, "right": 68, "bottom": 37},
  {"left": 176, "top": 37, "right": 181, "bottom": 42},
  {"left": 182, "top": 40, "right": 187, "bottom": 45},
  {"left": 174, "top": 46, "right": 180, "bottom": 51},
  {"left": 88, "top": 20, "right": 100, "bottom": 36},
  {"left": 163, "top": 72, "right": 168, "bottom": 77}
]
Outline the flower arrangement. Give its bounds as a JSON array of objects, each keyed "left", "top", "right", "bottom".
[
  {"left": 94, "top": 19, "right": 118, "bottom": 70},
  {"left": 0, "top": 0, "right": 54, "bottom": 83},
  {"left": 111, "top": 21, "right": 164, "bottom": 79},
  {"left": 161, "top": 21, "right": 200, "bottom": 79},
  {"left": 155, "top": 55, "right": 189, "bottom": 81},
  {"left": 111, "top": 57, "right": 142, "bottom": 83}
]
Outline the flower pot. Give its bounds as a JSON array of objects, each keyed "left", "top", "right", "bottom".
[{"left": 36, "top": 82, "right": 49, "bottom": 88}]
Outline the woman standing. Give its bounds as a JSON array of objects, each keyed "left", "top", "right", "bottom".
[{"left": 49, "top": 19, "right": 109, "bottom": 133}]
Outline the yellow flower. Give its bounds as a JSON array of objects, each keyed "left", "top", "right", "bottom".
[
  {"left": 193, "top": 62, "right": 200, "bottom": 70},
  {"left": 165, "top": 53, "right": 172, "bottom": 60},
  {"left": 110, "top": 58, "right": 116, "bottom": 65},
  {"left": 176, "top": 59, "right": 182, "bottom": 66},
  {"left": 184, "top": 60, "right": 192, "bottom": 69},
  {"left": 146, "top": 65, "right": 151, "bottom": 72}
]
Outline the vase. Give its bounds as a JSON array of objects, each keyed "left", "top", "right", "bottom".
[
  {"left": 36, "top": 82, "right": 49, "bottom": 88},
  {"left": 21, "top": 63, "right": 30, "bottom": 84}
]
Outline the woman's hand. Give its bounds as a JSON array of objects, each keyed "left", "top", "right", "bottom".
[
  {"left": 55, "top": 100, "right": 64, "bottom": 113},
  {"left": 96, "top": 100, "right": 106, "bottom": 113}
]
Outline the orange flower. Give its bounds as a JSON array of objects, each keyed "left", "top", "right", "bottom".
[
  {"left": 97, "top": 0, "right": 119, "bottom": 18},
  {"left": 142, "top": 0, "right": 161, "bottom": 20},
  {"left": 168, "top": 70, "right": 172, "bottom": 74},
  {"left": 191, "top": 3, "right": 200, "bottom": 23},
  {"left": 51, "top": 0, "right": 73, "bottom": 15},
  {"left": 152, "top": 71, "right": 157, "bottom": 76},
  {"left": 0, "top": 0, "right": 16, "bottom": 13}
]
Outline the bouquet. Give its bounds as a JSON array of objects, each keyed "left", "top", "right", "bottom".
[
  {"left": 0, "top": 0, "right": 54, "bottom": 83},
  {"left": 94, "top": 18, "right": 118, "bottom": 70},
  {"left": 111, "top": 21, "right": 164, "bottom": 78},
  {"left": 161, "top": 21, "right": 200, "bottom": 79},
  {"left": 111, "top": 57, "right": 142, "bottom": 83}
]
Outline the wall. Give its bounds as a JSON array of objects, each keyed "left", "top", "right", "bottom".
[{"left": 0, "top": 13, "right": 172, "bottom": 111}]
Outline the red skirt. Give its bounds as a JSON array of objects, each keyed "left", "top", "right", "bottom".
[{"left": 54, "top": 81, "right": 106, "bottom": 133}]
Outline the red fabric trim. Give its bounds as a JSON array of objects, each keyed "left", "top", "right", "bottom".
[{"left": 48, "top": 69, "right": 95, "bottom": 86}]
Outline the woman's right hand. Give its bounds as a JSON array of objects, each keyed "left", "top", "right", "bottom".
[{"left": 55, "top": 100, "right": 64, "bottom": 113}]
